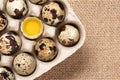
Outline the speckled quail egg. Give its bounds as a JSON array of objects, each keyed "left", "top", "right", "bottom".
[
  {"left": 35, "top": 38, "right": 58, "bottom": 62},
  {"left": 58, "top": 24, "right": 80, "bottom": 46},
  {"left": 6, "top": 0, "right": 28, "bottom": 19},
  {"left": 0, "top": 66, "right": 15, "bottom": 80},
  {"left": 13, "top": 52, "right": 36, "bottom": 76},
  {"left": 29, "top": 0, "right": 47, "bottom": 5},
  {"left": 0, "top": 31, "right": 22, "bottom": 55},
  {"left": 0, "top": 11, "right": 8, "bottom": 32},
  {"left": 41, "top": 1, "right": 65, "bottom": 26}
]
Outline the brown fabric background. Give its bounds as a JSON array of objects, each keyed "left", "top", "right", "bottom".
[{"left": 36, "top": 0, "right": 120, "bottom": 80}]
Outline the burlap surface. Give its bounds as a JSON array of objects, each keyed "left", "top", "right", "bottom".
[{"left": 36, "top": 0, "right": 120, "bottom": 80}]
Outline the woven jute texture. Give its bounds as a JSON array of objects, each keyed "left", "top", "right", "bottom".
[{"left": 36, "top": 0, "right": 120, "bottom": 80}]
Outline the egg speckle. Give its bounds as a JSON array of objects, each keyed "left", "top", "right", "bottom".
[
  {"left": 0, "top": 31, "right": 22, "bottom": 55},
  {"left": 30, "top": 0, "right": 47, "bottom": 4},
  {"left": 0, "top": 66, "right": 15, "bottom": 80},
  {"left": 41, "top": 1, "right": 65, "bottom": 26},
  {"left": 13, "top": 52, "right": 36, "bottom": 76},
  {"left": 6, "top": 0, "right": 28, "bottom": 19},
  {"left": 58, "top": 24, "right": 80, "bottom": 46},
  {"left": 0, "top": 11, "right": 8, "bottom": 31},
  {"left": 35, "top": 38, "right": 58, "bottom": 62}
]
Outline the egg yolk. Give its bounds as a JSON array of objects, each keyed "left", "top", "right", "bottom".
[{"left": 22, "top": 17, "right": 43, "bottom": 37}]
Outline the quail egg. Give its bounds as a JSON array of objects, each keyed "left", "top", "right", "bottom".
[
  {"left": 35, "top": 38, "right": 58, "bottom": 62},
  {"left": 0, "top": 31, "right": 22, "bottom": 55},
  {"left": 13, "top": 52, "right": 36, "bottom": 76},
  {"left": 6, "top": 0, "right": 28, "bottom": 19},
  {"left": 41, "top": 1, "right": 65, "bottom": 26},
  {"left": 29, "top": 0, "right": 47, "bottom": 5},
  {"left": 21, "top": 17, "right": 44, "bottom": 39},
  {"left": 0, "top": 66, "right": 15, "bottom": 80},
  {"left": 58, "top": 24, "right": 80, "bottom": 46},
  {"left": 0, "top": 11, "right": 8, "bottom": 32}
]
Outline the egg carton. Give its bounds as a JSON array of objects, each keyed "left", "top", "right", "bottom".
[{"left": 0, "top": 0, "right": 86, "bottom": 80}]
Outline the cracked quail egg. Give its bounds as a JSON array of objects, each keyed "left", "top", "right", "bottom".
[
  {"left": 13, "top": 52, "right": 36, "bottom": 76},
  {"left": 41, "top": 1, "right": 65, "bottom": 26},
  {"left": 0, "top": 66, "right": 15, "bottom": 80},
  {"left": 0, "top": 11, "right": 8, "bottom": 32},
  {"left": 29, "top": 0, "right": 47, "bottom": 5},
  {"left": 0, "top": 31, "right": 22, "bottom": 55},
  {"left": 6, "top": 0, "right": 28, "bottom": 19}
]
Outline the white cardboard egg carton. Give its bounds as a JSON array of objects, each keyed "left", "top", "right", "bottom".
[{"left": 0, "top": 0, "right": 86, "bottom": 80}]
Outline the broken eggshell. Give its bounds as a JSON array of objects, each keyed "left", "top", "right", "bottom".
[
  {"left": 6, "top": 0, "right": 28, "bottom": 19},
  {"left": 21, "top": 17, "right": 44, "bottom": 40}
]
